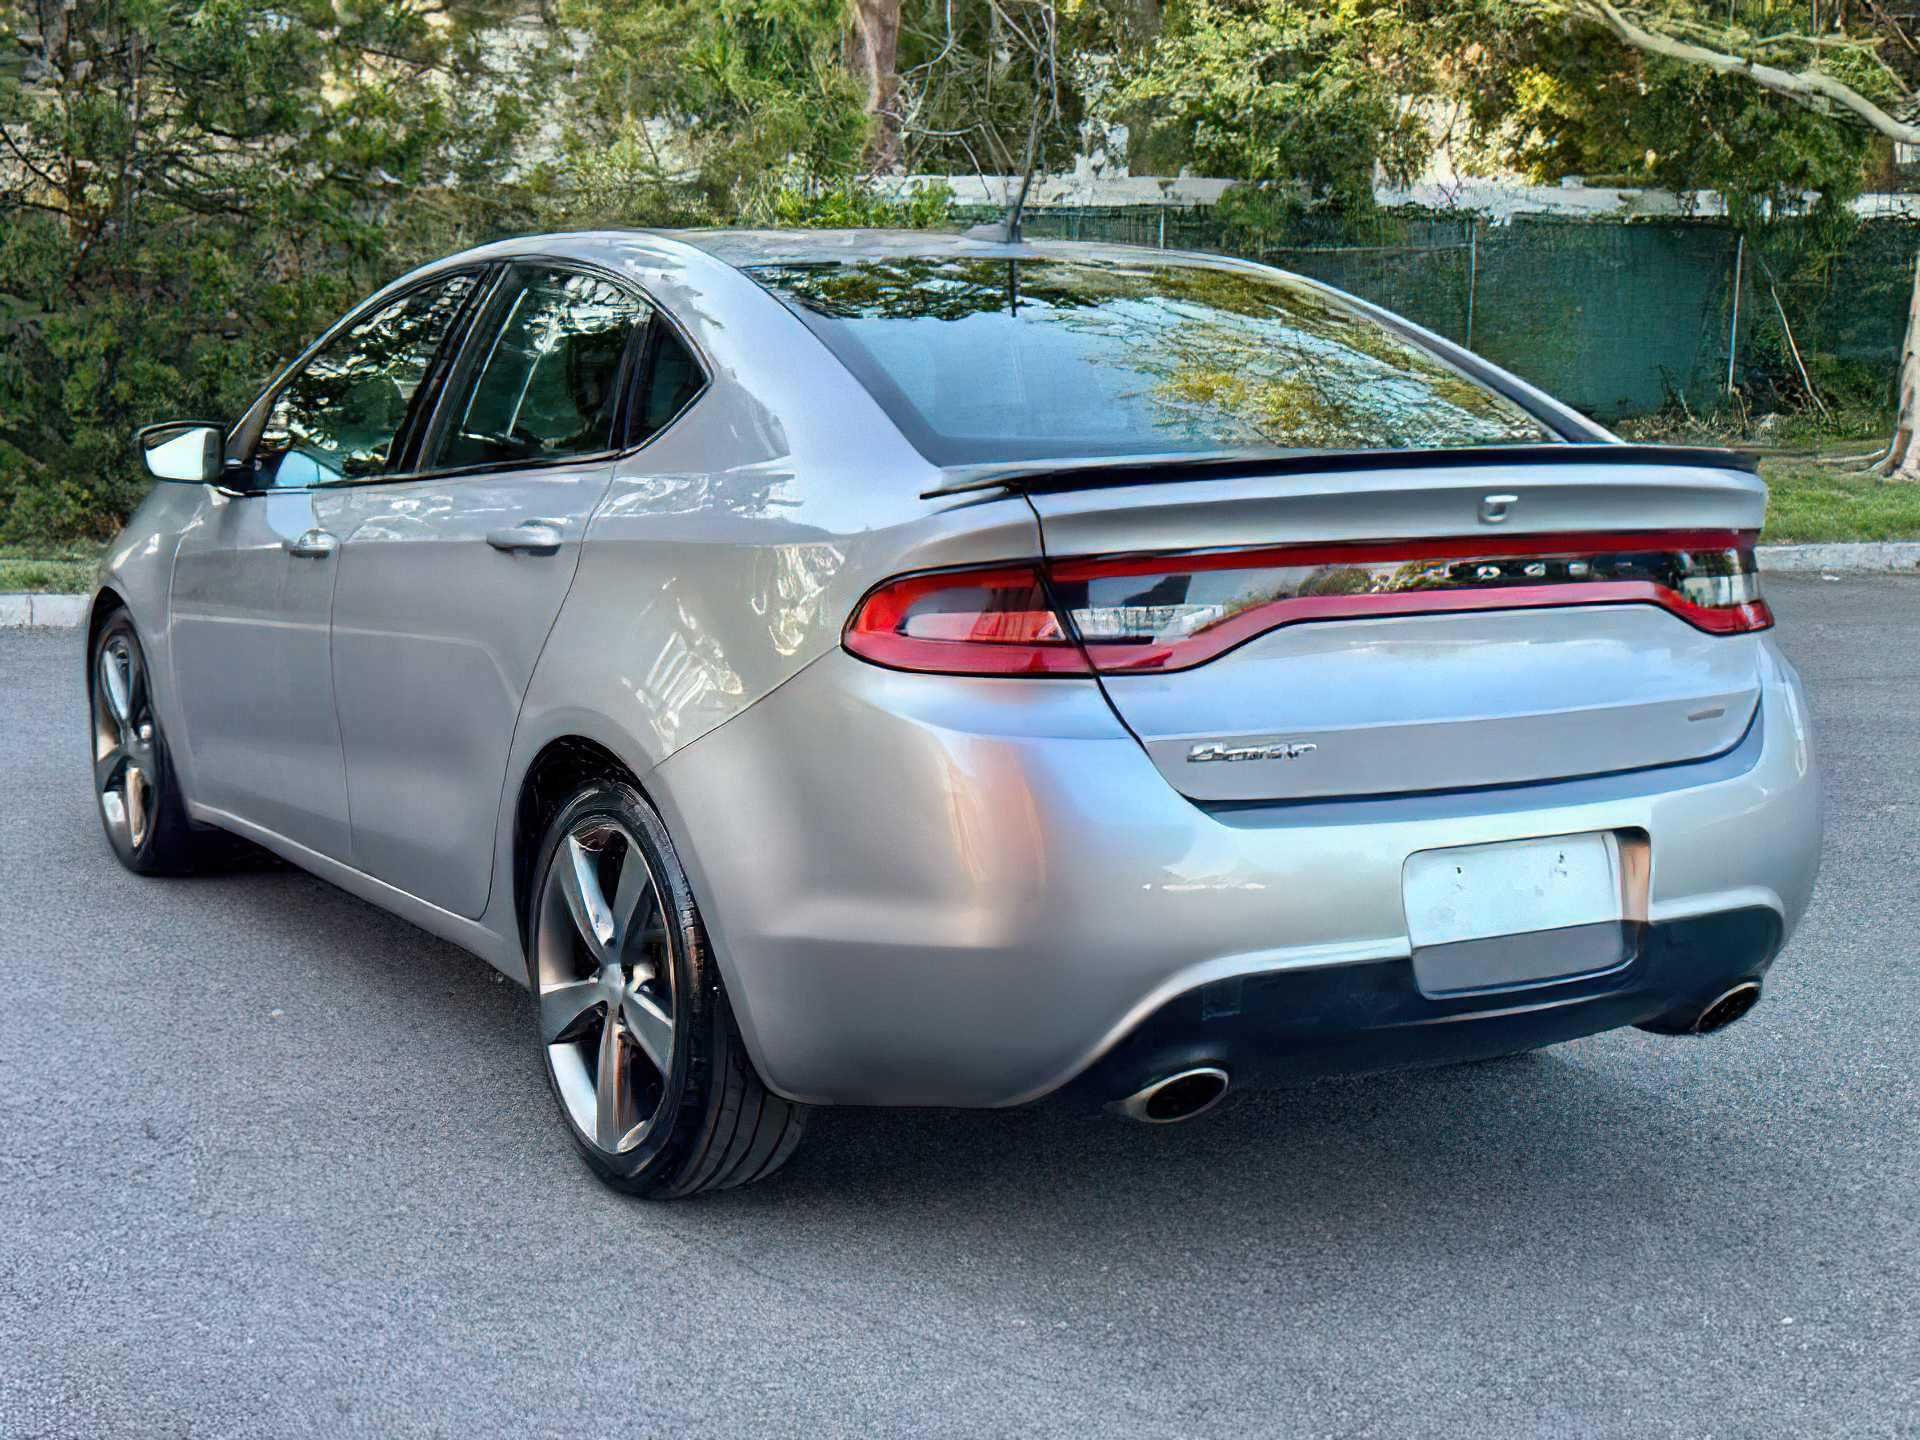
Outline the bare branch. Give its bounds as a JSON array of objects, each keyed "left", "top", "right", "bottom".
[{"left": 1577, "top": 0, "right": 1920, "bottom": 144}]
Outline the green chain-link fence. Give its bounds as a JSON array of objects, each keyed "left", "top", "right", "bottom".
[{"left": 956, "top": 204, "right": 1917, "bottom": 422}]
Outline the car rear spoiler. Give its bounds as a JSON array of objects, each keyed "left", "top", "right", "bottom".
[{"left": 920, "top": 443, "right": 1761, "bottom": 501}]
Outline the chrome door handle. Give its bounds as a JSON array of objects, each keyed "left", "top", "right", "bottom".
[
  {"left": 285, "top": 529, "right": 337, "bottom": 559},
  {"left": 486, "top": 522, "right": 563, "bottom": 556}
]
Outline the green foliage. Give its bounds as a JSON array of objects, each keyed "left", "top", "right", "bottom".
[
  {"left": 0, "top": 0, "right": 541, "bottom": 542},
  {"left": 2, "top": 0, "right": 1913, "bottom": 546},
  {"left": 767, "top": 179, "right": 956, "bottom": 228},
  {"left": 1498, "top": 39, "right": 1877, "bottom": 218},
  {"left": 1116, "top": 1, "right": 1432, "bottom": 215},
  {"left": 551, "top": 0, "right": 872, "bottom": 225}
]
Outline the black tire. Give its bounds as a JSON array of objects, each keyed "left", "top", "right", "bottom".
[
  {"left": 526, "top": 779, "right": 807, "bottom": 1197},
  {"left": 89, "top": 611, "right": 205, "bottom": 876}
]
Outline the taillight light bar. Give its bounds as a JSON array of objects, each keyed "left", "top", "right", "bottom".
[
  {"left": 843, "top": 531, "right": 1770, "bottom": 677},
  {"left": 841, "top": 564, "right": 1087, "bottom": 675}
]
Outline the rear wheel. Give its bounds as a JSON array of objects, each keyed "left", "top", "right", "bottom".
[
  {"left": 528, "top": 780, "right": 806, "bottom": 1196},
  {"left": 90, "top": 613, "right": 201, "bottom": 875}
]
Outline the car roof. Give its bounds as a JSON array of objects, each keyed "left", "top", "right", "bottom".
[
  {"left": 666, "top": 227, "right": 1223, "bottom": 270},
  {"left": 405, "top": 227, "right": 1239, "bottom": 296}
]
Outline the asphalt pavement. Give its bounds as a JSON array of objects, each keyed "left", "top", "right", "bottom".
[{"left": 2, "top": 576, "right": 1916, "bottom": 1439}]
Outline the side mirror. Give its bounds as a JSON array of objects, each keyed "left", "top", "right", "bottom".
[{"left": 138, "top": 421, "right": 225, "bottom": 484}]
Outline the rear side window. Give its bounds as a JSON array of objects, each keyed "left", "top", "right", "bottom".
[
  {"left": 433, "top": 267, "right": 650, "bottom": 470},
  {"left": 256, "top": 273, "right": 477, "bottom": 488},
  {"left": 750, "top": 258, "right": 1557, "bottom": 466},
  {"left": 636, "top": 324, "right": 704, "bottom": 437}
]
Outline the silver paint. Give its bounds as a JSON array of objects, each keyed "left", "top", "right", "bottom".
[
  {"left": 88, "top": 228, "right": 1823, "bottom": 1112},
  {"left": 1115, "top": 607, "right": 1762, "bottom": 803},
  {"left": 318, "top": 462, "right": 612, "bottom": 916},
  {"left": 646, "top": 641, "right": 1818, "bottom": 1107}
]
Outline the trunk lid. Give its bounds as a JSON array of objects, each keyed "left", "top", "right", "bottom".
[{"left": 1025, "top": 450, "right": 1767, "bottom": 804}]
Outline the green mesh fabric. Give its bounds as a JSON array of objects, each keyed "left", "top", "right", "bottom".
[{"left": 955, "top": 205, "right": 1916, "bottom": 422}]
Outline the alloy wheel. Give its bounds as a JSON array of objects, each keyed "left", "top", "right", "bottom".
[
  {"left": 534, "top": 818, "right": 678, "bottom": 1156},
  {"left": 93, "top": 633, "right": 158, "bottom": 853}
]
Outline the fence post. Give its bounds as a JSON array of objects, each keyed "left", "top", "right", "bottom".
[
  {"left": 1465, "top": 223, "right": 1479, "bottom": 352},
  {"left": 1158, "top": 210, "right": 1166, "bottom": 249},
  {"left": 1726, "top": 231, "right": 1745, "bottom": 396}
]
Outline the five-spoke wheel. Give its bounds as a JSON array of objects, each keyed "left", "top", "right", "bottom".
[
  {"left": 528, "top": 781, "right": 808, "bottom": 1195},
  {"left": 535, "top": 817, "right": 678, "bottom": 1155},
  {"left": 90, "top": 613, "right": 198, "bottom": 874},
  {"left": 94, "top": 630, "right": 156, "bottom": 850}
]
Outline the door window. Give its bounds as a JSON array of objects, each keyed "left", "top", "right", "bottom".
[
  {"left": 433, "top": 268, "right": 650, "bottom": 470},
  {"left": 256, "top": 274, "right": 477, "bottom": 488}
]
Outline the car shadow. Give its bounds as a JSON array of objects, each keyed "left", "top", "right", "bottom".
[
  {"left": 682, "top": 1037, "right": 1795, "bottom": 1271},
  {"left": 71, "top": 774, "right": 1804, "bottom": 1274}
]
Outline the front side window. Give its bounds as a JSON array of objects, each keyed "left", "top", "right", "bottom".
[
  {"left": 750, "top": 258, "right": 1559, "bottom": 466},
  {"left": 431, "top": 268, "right": 650, "bottom": 470},
  {"left": 256, "top": 273, "right": 477, "bottom": 488}
]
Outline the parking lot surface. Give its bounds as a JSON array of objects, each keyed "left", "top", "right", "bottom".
[{"left": 2, "top": 576, "right": 1915, "bottom": 1438}]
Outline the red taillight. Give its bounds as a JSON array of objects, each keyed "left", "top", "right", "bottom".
[
  {"left": 845, "top": 532, "right": 1770, "bottom": 677},
  {"left": 843, "top": 564, "right": 1090, "bottom": 675}
]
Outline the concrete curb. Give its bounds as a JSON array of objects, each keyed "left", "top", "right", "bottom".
[
  {"left": 1756, "top": 543, "right": 1920, "bottom": 574},
  {"left": 0, "top": 593, "right": 88, "bottom": 628},
  {"left": 5, "top": 543, "right": 1915, "bottom": 629}
]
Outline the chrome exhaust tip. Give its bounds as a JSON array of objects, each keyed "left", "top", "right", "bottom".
[
  {"left": 1636, "top": 980, "right": 1765, "bottom": 1037},
  {"left": 1692, "top": 981, "right": 1762, "bottom": 1035},
  {"left": 1114, "top": 1066, "right": 1231, "bottom": 1124}
]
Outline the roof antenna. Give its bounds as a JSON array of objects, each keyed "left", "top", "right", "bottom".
[
  {"left": 964, "top": 11, "right": 1052, "bottom": 245},
  {"left": 965, "top": 124, "right": 1040, "bottom": 244}
]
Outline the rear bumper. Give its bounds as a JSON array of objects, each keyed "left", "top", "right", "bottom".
[
  {"left": 649, "top": 639, "right": 1821, "bottom": 1108},
  {"left": 1053, "top": 906, "right": 1783, "bottom": 1112}
]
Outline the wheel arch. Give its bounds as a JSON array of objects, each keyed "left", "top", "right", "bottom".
[
  {"left": 503, "top": 726, "right": 789, "bottom": 1105},
  {"left": 511, "top": 734, "right": 648, "bottom": 964},
  {"left": 85, "top": 586, "right": 129, "bottom": 668}
]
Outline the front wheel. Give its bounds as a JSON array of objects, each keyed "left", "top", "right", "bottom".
[
  {"left": 527, "top": 780, "right": 807, "bottom": 1196},
  {"left": 90, "top": 613, "right": 202, "bottom": 875}
]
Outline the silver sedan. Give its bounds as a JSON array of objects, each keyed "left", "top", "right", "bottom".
[{"left": 94, "top": 229, "right": 1822, "bottom": 1194}]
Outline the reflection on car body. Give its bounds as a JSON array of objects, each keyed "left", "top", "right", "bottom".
[{"left": 96, "top": 229, "right": 1820, "bottom": 1196}]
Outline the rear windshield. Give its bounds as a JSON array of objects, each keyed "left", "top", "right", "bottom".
[{"left": 749, "top": 257, "right": 1559, "bottom": 466}]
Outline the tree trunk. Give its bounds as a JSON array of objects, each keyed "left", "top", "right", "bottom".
[
  {"left": 847, "top": 0, "right": 903, "bottom": 173},
  {"left": 1888, "top": 249, "right": 1920, "bottom": 481}
]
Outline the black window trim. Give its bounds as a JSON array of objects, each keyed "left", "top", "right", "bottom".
[
  {"left": 229, "top": 263, "right": 499, "bottom": 492},
  {"left": 393, "top": 262, "right": 520, "bottom": 476},
  {"left": 621, "top": 291, "right": 710, "bottom": 450},
  {"left": 407, "top": 258, "right": 653, "bottom": 478},
  {"left": 225, "top": 255, "right": 713, "bottom": 496}
]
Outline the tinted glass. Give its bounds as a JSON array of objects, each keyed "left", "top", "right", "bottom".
[
  {"left": 637, "top": 324, "right": 704, "bottom": 437},
  {"left": 434, "top": 268, "right": 648, "bottom": 469},
  {"left": 257, "top": 274, "right": 476, "bottom": 487},
  {"left": 751, "top": 258, "right": 1557, "bottom": 465}
]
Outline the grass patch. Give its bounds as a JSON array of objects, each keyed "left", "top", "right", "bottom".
[
  {"left": 0, "top": 542, "right": 101, "bottom": 594},
  {"left": 1758, "top": 459, "right": 1920, "bottom": 544}
]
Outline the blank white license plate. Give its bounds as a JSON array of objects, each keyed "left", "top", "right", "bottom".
[{"left": 1403, "top": 833, "right": 1623, "bottom": 949}]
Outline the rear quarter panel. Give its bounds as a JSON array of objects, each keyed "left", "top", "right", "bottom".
[
  {"left": 509, "top": 244, "right": 1044, "bottom": 777},
  {"left": 490, "top": 240, "right": 1047, "bottom": 979}
]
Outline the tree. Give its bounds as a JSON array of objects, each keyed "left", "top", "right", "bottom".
[
  {"left": 1443, "top": 7, "right": 1874, "bottom": 218},
  {"left": 553, "top": 0, "right": 871, "bottom": 222},
  {"left": 1569, "top": 0, "right": 1920, "bottom": 477},
  {"left": 0, "top": 0, "right": 536, "bottom": 539},
  {"left": 1115, "top": 0, "right": 1434, "bottom": 216},
  {"left": 848, "top": 0, "right": 904, "bottom": 170}
]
